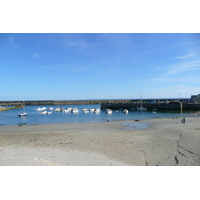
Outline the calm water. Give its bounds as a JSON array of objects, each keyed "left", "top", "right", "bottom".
[{"left": 0, "top": 104, "right": 192, "bottom": 126}]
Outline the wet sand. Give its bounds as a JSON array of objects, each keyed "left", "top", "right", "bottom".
[{"left": 0, "top": 116, "right": 200, "bottom": 166}]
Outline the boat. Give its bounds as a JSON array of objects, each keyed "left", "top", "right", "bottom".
[
  {"left": 18, "top": 112, "right": 27, "bottom": 117},
  {"left": 54, "top": 107, "right": 64, "bottom": 112},
  {"left": 35, "top": 107, "right": 44, "bottom": 111},
  {"left": 36, "top": 107, "right": 46, "bottom": 111},
  {"left": 71, "top": 108, "right": 79, "bottom": 113},
  {"left": 48, "top": 107, "right": 54, "bottom": 110},
  {"left": 137, "top": 106, "right": 147, "bottom": 111},
  {"left": 123, "top": 109, "right": 128, "bottom": 114},
  {"left": 89, "top": 108, "right": 95, "bottom": 112},
  {"left": 152, "top": 109, "right": 157, "bottom": 114},
  {"left": 81, "top": 108, "right": 88, "bottom": 111},
  {"left": 18, "top": 102, "right": 27, "bottom": 117},
  {"left": 94, "top": 109, "right": 100, "bottom": 113},
  {"left": 83, "top": 110, "right": 89, "bottom": 113},
  {"left": 63, "top": 108, "right": 70, "bottom": 112},
  {"left": 106, "top": 109, "right": 112, "bottom": 114},
  {"left": 39, "top": 111, "right": 52, "bottom": 114}
]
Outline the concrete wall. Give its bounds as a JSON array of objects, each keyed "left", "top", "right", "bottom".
[{"left": 101, "top": 102, "right": 200, "bottom": 110}]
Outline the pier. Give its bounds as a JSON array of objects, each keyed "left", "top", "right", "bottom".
[
  {"left": 100, "top": 101, "right": 200, "bottom": 111},
  {"left": 0, "top": 98, "right": 200, "bottom": 111}
]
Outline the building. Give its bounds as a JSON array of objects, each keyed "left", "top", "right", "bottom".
[{"left": 191, "top": 94, "right": 200, "bottom": 103}]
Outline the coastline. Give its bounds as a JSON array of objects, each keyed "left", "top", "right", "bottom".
[{"left": 0, "top": 116, "right": 200, "bottom": 166}]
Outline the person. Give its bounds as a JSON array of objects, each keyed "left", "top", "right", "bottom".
[
  {"left": 198, "top": 113, "right": 199, "bottom": 117},
  {"left": 183, "top": 117, "right": 185, "bottom": 123}
]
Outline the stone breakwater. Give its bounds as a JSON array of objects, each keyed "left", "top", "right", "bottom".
[{"left": 101, "top": 102, "right": 200, "bottom": 111}]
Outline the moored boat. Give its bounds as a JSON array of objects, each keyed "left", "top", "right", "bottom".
[
  {"left": 71, "top": 108, "right": 79, "bottom": 113},
  {"left": 94, "top": 109, "right": 100, "bottom": 113},
  {"left": 123, "top": 109, "right": 128, "bottom": 114},
  {"left": 137, "top": 106, "right": 147, "bottom": 111},
  {"left": 18, "top": 112, "right": 27, "bottom": 117},
  {"left": 39, "top": 111, "right": 52, "bottom": 114},
  {"left": 106, "top": 109, "right": 112, "bottom": 114}
]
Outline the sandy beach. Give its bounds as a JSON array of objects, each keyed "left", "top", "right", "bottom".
[{"left": 0, "top": 116, "right": 200, "bottom": 166}]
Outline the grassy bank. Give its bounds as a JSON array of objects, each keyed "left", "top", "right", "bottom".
[{"left": 0, "top": 107, "right": 23, "bottom": 112}]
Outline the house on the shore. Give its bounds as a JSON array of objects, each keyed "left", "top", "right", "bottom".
[{"left": 191, "top": 94, "right": 200, "bottom": 103}]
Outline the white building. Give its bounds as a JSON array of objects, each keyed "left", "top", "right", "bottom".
[{"left": 191, "top": 94, "right": 200, "bottom": 103}]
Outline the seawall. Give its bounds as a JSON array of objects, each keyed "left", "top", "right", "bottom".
[{"left": 100, "top": 102, "right": 200, "bottom": 111}]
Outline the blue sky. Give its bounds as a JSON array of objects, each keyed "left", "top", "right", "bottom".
[{"left": 1, "top": 33, "right": 200, "bottom": 100}]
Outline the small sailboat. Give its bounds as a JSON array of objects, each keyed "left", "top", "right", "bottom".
[
  {"left": 18, "top": 102, "right": 27, "bottom": 117},
  {"left": 137, "top": 106, "right": 147, "bottom": 111},
  {"left": 123, "top": 109, "right": 128, "bottom": 114}
]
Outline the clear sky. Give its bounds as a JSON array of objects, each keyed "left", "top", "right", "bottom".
[{"left": 1, "top": 33, "right": 200, "bottom": 100}]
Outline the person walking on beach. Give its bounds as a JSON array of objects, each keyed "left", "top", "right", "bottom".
[{"left": 181, "top": 117, "right": 186, "bottom": 123}]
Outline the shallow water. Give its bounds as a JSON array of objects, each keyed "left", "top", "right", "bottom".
[
  {"left": 122, "top": 123, "right": 149, "bottom": 130},
  {"left": 0, "top": 104, "right": 192, "bottom": 126}
]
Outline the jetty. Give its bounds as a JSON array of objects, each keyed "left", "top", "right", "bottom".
[
  {"left": 1, "top": 96, "right": 200, "bottom": 111},
  {"left": 100, "top": 102, "right": 200, "bottom": 111}
]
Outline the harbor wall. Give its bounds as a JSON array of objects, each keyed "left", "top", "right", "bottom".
[{"left": 100, "top": 102, "right": 200, "bottom": 111}]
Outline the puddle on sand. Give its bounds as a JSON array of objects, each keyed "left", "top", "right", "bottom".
[{"left": 122, "top": 123, "right": 149, "bottom": 130}]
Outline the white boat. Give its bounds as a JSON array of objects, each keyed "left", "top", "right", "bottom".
[
  {"left": 54, "top": 107, "right": 64, "bottom": 112},
  {"left": 94, "top": 109, "right": 100, "bottom": 113},
  {"left": 35, "top": 107, "right": 43, "bottom": 111},
  {"left": 137, "top": 107, "right": 147, "bottom": 111},
  {"left": 35, "top": 107, "right": 46, "bottom": 111},
  {"left": 18, "top": 103, "right": 27, "bottom": 117},
  {"left": 39, "top": 111, "right": 52, "bottom": 114},
  {"left": 83, "top": 110, "right": 89, "bottom": 113},
  {"left": 106, "top": 109, "right": 112, "bottom": 114},
  {"left": 39, "top": 111, "right": 47, "bottom": 114},
  {"left": 71, "top": 108, "right": 79, "bottom": 113},
  {"left": 123, "top": 109, "right": 128, "bottom": 114},
  {"left": 48, "top": 107, "right": 54, "bottom": 110},
  {"left": 89, "top": 108, "right": 95, "bottom": 112},
  {"left": 18, "top": 112, "right": 27, "bottom": 117},
  {"left": 81, "top": 108, "right": 88, "bottom": 111},
  {"left": 152, "top": 109, "right": 157, "bottom": 114},
  {"left": 63, "top": 108, "right": 70, "bottom": 112}
]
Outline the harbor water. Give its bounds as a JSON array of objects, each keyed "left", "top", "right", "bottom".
[{"left": 0, "top": 104, "right": 193, "bottom": 126}]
